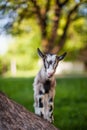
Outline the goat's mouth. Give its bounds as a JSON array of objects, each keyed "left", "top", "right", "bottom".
[{"left": 47, "top": 74, "right": 54, "bottom": 78}]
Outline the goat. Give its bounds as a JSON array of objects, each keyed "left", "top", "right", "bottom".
[{"left": 33, "top": 48, "right": 67, "bottom": 123}]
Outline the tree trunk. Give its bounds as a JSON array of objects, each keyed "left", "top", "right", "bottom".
[{"left": 0, "top": 92, "right": 59, "bottom": 130}]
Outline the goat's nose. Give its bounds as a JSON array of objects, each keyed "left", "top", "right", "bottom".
[{"left": 48, "top": 72, "right": 53, "bottom": 77}]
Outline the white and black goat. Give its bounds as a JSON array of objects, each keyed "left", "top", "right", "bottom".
[{"left": 33, "top": 48, "right": 67, "bottom": 123}]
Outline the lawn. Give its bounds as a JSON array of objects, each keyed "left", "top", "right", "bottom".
[{"left": 0, "top": 76, "right": 87, "bottom": 130}]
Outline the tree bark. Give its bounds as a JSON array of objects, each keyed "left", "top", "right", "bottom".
[{"left": 0, "top": 92, "right": 59, "bottom": 130}]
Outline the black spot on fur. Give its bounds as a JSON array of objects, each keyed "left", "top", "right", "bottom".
[
  {"left": 44, "top": 80, "right": 51, "bottom": 93},
  {"left": 49, "top": 98, "right": 53, "bottom": 102},
  {"left": 39, "top": 90, "right": 43, "bottom": 95},
  {"left": 50, "top": 112, "right": 53, "bottom": 119},
  {"left": 39, "top": 98, "right": 43, "bottom": 108},
  {"left": 40, "top": 112, "right": 43, "bottom": 117},
  {"left": 49, "top": 105, "right": 53, "bottom": 112}
]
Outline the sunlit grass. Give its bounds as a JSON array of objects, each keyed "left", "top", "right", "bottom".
[
  {"left": 0, "top": 77, "right": 87, "bottom": 130},
  {"left": 3, "top": 70, "right": 39, "bottom": 77}
]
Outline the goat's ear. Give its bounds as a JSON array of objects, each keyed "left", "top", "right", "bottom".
[
  {"left": 37, "top": 48, "right": 45, "bottom": 58},
  {"left": 57, "top": 52, "right": 67, "bottom": 61}
]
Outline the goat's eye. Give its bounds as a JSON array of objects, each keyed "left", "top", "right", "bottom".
[{"left": 47, "top": 61, "right": 52, "bottom": 67}]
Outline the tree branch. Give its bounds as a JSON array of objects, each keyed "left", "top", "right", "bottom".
[
  {"left": 41, "top": 0, "right": 51, "bottom": 38},
  {"left": 30, "top": 0, "right": 49, "bottom": 38},
  {"left": 30, "top": 0, "right": 42, "bottom": 21},
  {"left": 30, "top": 0, "right": 44, "bottom": 32},
  {"left": 56, "top": 0, "right": 69, "bottom": 7},
  {"left": 55, "top": 2, "right": 82, "bottom": 53},
  {"left": 45, "top": 0, "right": 51, "bottom": 13},
  {"left": 47, "top": 0, "right": 61, "bottom": 51},
  {"left": 47, "top": 0, "right": 69, "bottom": 52}
]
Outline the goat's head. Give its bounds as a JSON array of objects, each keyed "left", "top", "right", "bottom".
[{"left": 37, "top": 48, "right": 67, "bottom": 78}]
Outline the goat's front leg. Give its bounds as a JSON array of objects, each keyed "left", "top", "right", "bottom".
[
  {"left": 47, "top": 90, "right": 55, "bottom": 123},
  {"left": 34, "top": 88, "right": 45, "bottom": 118}
]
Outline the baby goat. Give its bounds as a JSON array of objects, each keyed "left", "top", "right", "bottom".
[{"left": 33, "top": 48, "right": 67, "bottom": 123}]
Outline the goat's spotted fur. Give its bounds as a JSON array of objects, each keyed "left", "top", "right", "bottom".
[{"left": 33, "top": 48, "right": 66, "bottom": 123}]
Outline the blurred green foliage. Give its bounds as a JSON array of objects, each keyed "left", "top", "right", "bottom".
[
  {"left": 0, "top": 56, "right": 9, "bottom": 75},
  {"left": 64, "top": 17, "right": 87, "bottom": 60},
  {"left": 0, "top": 15, "right": 86, "bottom": 76},
  {"left": 5, "top": 16, "right": 87, "bottom": 71},
  {"left": 0, "top": 16, "right": 87, "bottom": 75},
  {"left": 0, "top": 56, "right": 3, "bottom": 75},
  {"left": 3, "top": 21, "right": 41, "bottom": 71},
  {"left": 0, "top": 0, "right": 87, "bottom": 75}
]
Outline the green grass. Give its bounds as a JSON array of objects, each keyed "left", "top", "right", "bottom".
[{"left": 0, "top": 77, "right": 87, "bottom": 130}]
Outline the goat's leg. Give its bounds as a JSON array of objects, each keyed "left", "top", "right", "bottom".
[
  {"left": 34, "top": 93, "right": 45, "bottom": 118},
  {"left": 47, "top": 90, "right": 55, "bottom": 123},
  {"left": 46, "top": 97, "right": 54, "bottom": 123}
]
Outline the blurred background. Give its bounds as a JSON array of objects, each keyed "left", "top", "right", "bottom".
[{"left": 0, "top": 0, "right": 87, "bottom": 130}]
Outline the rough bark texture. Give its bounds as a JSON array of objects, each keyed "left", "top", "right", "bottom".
[{"left": 0, "top": 92, "right": 59, "bottom": 130}]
